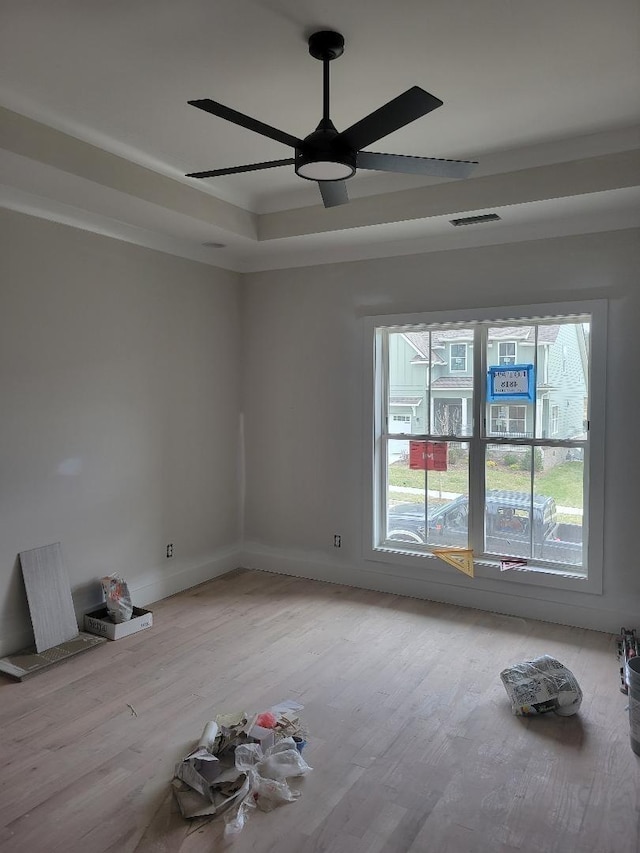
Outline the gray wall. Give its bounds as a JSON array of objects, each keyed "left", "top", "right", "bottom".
[
  {"left": 240, "top": 229, "right": 640, "bottom": 632},
  {"left": 0, "top": 209, "right": 241, "bottom": 655}
]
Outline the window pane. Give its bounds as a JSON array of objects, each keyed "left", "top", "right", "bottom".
[
  {"left": 424, "top": 442, "right": 469, "bottom": 548},
  {"left": 536, "top": 322, "right": 589, "bottom": 440},
  {"left": 486, "top": 327, "right": 533, "bottom": 438},
  {"left": 385, "top": 440, "right": 469, "bottom": 549},
  {"left": 387, "top": 331, "right": 429, "bottom": 435},
  {"left": 533, "top": 454, "right": 584, "bottom": 569},
  {"left": 432, "top": 329, "right": 474, "bottom": 437},
  {"left": 485, "top": 444, "right": 533, "bottom": 559},
  {"left": 386, "top": 440, "right": 425, "bottom": 545},
  {"left": 484, "top": 443, "right": 586, "bottom": 571}
]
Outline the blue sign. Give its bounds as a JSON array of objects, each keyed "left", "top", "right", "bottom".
[{"left": 487, "top": 364, "right": 535, "bottom": 402}]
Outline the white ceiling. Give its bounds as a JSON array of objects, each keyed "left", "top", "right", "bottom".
[{"left": 0, "top": 0, "right": 638, "bottom": 272}]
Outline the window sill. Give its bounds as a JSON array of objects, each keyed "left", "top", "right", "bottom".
[{"left": 367, "top": 544, "right": 601, "bottom": 595}]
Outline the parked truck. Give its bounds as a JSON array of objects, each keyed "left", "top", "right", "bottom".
[{"left": 387, "top": 489, "right": 583, "bottom": 565}]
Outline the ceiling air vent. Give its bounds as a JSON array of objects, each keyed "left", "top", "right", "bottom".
[{"left": 450, "top": 213, "right": 501, "bottom": 226}]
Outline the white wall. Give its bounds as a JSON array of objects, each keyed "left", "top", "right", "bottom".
[
  {"left": 0, "top": 209, "right": 241, "bottom": 655},
  {"left": 240, "top": 229, "right": 640, "bottom": 632}
]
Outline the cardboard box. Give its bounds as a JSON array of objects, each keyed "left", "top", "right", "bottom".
[{"left": 84, "top": 606, "right": 153, "bottom": 640}]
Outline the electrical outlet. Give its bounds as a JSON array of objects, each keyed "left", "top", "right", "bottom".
[
  {"left": 333, "top": 534, "right": 341, "bottom": 548},
  {"left": 166, "top": 543, "right": 174, "bottom": 558}
]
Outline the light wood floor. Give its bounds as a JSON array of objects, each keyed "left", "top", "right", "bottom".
[{"left": 1, "top": 569, "right": 638, "bottom": 853}]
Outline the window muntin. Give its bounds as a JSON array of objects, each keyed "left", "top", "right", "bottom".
[{"left": 373, "top": 309, "right": 596, "bottom": 582}]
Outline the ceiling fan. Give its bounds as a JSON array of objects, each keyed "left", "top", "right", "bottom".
[{"left": 186, "top": 30, "right": 477, "bottom": 208}]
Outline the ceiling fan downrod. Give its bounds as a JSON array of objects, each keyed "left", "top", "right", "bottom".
[
  {"left": 296, "top": 31, "right": 355, "bottom": 181},
  {"left": 307, "top": 30, "right": 344, "bottom": 128}
]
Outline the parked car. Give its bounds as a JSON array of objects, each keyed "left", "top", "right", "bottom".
[{"left": 387, "top": 490, "right": 582, "bottom": 564}]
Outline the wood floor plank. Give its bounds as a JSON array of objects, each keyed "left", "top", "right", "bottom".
[{"left": 0, "top": 569, "right": 638, "bottom": 853}]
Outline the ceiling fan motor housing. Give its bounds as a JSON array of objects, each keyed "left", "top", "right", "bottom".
[{"left": 295, "top": 126, "right": 356, "bottom": 181}]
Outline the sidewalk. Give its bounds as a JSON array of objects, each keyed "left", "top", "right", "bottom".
[{"left": 389, "top": 485, "right": 582, "bottom": 516}]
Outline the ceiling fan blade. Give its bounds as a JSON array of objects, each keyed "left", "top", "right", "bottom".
[
  {"left": 186, "top": 158, "right": 295, "bottom": 179},
  {"left": 337, "top": 87, "right": 443, "bottom": 152},
  {"left": 188, "top": 99, "right": 303, "bottom": 149},
  {"left": 319, "top": 180, "right": 349, "bottom": 208},
  {"left": 357, "top": 151, "right": 478, "bottom": 179}
]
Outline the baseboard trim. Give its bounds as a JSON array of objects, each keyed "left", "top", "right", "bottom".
[
  {"left": 240, "top": 542, "right": 628, "bottom": 634},
  {"left": 127, "top": 546, "right": 241, "bottom": 607},
  {"left": 0, "top": 546, "right": 241, "bottom": 660},
  {"left": 1, "top": 540, "right": 624, "bottom": 660}
]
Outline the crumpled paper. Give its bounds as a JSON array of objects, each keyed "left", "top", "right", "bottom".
[{"left": 500, "top": 654, "right": 582, "bottom": 716}]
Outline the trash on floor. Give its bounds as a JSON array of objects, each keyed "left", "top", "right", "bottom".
[
  {"left": 84, "top": 605, "right": 152, "bottom": 640},
  {"left": 172, "top": 699, "right": 311, "bottom": 837},
  {"left": 101, "top": 574, "right": 133, "bottom": 623},
  {"left": 500, "top": 654, "right": 582, "bottom": 716}
]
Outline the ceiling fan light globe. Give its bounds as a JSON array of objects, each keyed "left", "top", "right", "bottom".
[{"left": 296, "top": 159, "right": 356, "bottom": 181}]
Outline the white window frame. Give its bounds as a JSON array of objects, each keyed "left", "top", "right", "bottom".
[
  {"left": 449, "top": 343, "right": 467, "bottom": 372},
  {"left": 551, "top": 405, "right": 560, "bottom": 436},
  {"left": 362, "top": 300, "right": 606, "bottom": 596}
]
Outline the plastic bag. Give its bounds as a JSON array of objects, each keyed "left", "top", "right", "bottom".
[
  {"left": 223, "top": 737, "right": 312, "bottom": 838},
  {"left": 100, "top": 574, "right": 133, "bottom": 623},
  {"left": 257, "top": 739, "right": 312, "bottom": 780},
  {"left": 222, "top": 773, "right": 255, "bottom": 838},
  {"left": 253, "top": 776, "right": 300, "bottom": 812},
  {"left": 500, "top": 654, "right": 582, "bottom": 716}
]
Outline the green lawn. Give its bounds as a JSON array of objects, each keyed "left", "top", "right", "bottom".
[{"left": 388, "top": 460, "right": 583, "bottom": 509}]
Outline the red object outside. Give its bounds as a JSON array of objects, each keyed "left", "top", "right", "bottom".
[{"left": 409, "top": 441, "right": 447, "bottom": 471}]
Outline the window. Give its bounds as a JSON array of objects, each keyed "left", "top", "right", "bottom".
[
  {"left": 499, "top": 341, "right": 517, "bottom": 365},
  {"left": 490, "top": 404, "right": 526, "bottom": 436},
  {"left": 450, "top": 343, "right": 467, "bottom": 371},
  {"left": 365, "top": 301, "right": 606, "bottom": 593}
]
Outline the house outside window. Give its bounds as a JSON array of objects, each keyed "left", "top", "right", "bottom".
[
  {"left": 499, "top": 341, "right": 517, "bottom": 364},
  {"left": 450, "top": 343, "right": 467, "bottom": 371},
  {"left": 364, "top": 300, "right": 606, "bottom": 595}
]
